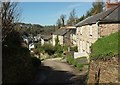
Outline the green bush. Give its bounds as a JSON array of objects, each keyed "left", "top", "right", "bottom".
[
  {"left": 76, "top": 63, "right": 83, "bottom": 71},
  {"left": 63, "top": 45, "right": 68, "bottom": 51},
  {"left": 36, "top": 44, "right": 56, "bottom": 55},
  {"left": 72, "top": 59, "right": 77, "bottom": 67},
  {"left": 70, "top": 46, "right": 78, "bottom": 52},
  {"left": 55, "top": 45, "right": 63, "bottom": 54},
  {"left": 36, "top": 43, "right": 65, "bottom": 57},
  {"left": 66, "top": 55, "right": 83, "bottom": 71},
  {"left": 66, "top": 55, "right": 74, "bottom": 64}
]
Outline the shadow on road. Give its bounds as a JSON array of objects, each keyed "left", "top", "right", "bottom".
[{"left": 30, "top": 65, "right": 87, "bottom": 85}]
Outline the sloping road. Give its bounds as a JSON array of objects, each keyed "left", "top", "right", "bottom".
[{"left": 32, "top": 58, "right": 87, "bottom": 85}]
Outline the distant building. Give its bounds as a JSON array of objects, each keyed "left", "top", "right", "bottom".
[
  {"left": 41, "top": 35, "right": 52, "bottom": 45},
  {"left": 34, "top": 34, "right": 41, "bottom": 42},
  {"left": 52, "top": 26, "right": 77, "bottom": 46},
  {"left": 29, "top": 43, "right": 35, "bottom": 53},
  {"left": 52, "top": 29, "right": 68, "bottom": 46}
]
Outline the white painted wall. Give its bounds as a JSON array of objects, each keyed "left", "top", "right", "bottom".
[
  {"left": 41, "top": 38, "right": 44, "bottom": 45},
  {"left": 52, "top": 34, "right": 64, "bottom": 46},
  {"left": 74, "top": 52, "right": 90, "bottom": 62},
  {"left": 70, "top": 33, "right": 77, "bottom": 46},
  {"left": 76, "top": 24, "right": 99, "bottom": 54},
  {"left": 74, "top": 52, "right": 89, "bottom": 58},
  {"left": 29, "top": 43, "right": 34, "bottom": 50},
  {"left": 52, "top": 34, "right": 57, "bottom": 46},
  {"left": 58, "top": 35, "right": 63, "bottom": 45}
]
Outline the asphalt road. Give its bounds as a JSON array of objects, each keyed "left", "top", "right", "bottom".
[{"left": 31, "top": 58, "right": 87, "bottom": 85}]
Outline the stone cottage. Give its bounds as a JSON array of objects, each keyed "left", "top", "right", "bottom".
[
  {"left": 75, "top": 4, "right": 120, "bottom": 57},
  {"left": 41, "top": 35, "right": 52, "bottom": 45},
  {"left": 52, "top": 28, "right": 68, "bottom": 46},
  {"left": 52, "top": 26, "right": 77, "bottom": 46}
]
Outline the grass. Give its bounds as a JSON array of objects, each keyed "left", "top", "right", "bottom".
[
  {"left": 70, "top": 46, "right": 78, "bottom": 52},
  {"left": 66, "top": 54, "right": 83, "bottom": 71},
  {"left": 90, "top": 31, "right": 119, "bottom": 59}
]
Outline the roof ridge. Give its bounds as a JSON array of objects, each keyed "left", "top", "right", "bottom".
[{"left": 101, "top": 5, "right": 120, "bottom": 20}]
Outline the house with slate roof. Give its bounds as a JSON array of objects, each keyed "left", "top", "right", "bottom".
[
  {"left": 41, "top": 35, "right": 52, "bottom": 45},
  {"left": 52, "top": 28, "right": 68, "bottom": 46},
  {"left": 52, "top": 26, "right": 77, "bottom": 46},
  {"left": 75, "top": 3, "right": 120, "bottom": 58}
]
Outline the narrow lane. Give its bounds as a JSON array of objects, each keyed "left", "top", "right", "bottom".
[{"left": 32, "top": 58, "right": 87, "bottom": 85}]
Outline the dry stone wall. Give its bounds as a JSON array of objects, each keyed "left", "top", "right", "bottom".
[{"left": 87, "top": 55, "right": 119, "bottom": 84}]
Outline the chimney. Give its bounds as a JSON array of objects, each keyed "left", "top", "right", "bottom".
[
  {"left": 106, "top": 0, "right": 120, "bottom": 10},
  {"left": 107, "top": 0, "right": 110, "bottom": 3}
]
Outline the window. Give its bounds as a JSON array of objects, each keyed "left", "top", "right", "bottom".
[
  {"left": 80, "top": 27, "right": 82, "bottom": 35},
  {"left": 89, "top": 25, "right": 92, "bottom": 36}
]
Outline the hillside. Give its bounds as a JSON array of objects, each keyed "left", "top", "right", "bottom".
[{"left": 90, "top": 31, "right": 119, "bottom": 59}]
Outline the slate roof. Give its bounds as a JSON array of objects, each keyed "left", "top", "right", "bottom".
[
  {"left": 41, "top": 35, "right": 52, "bottom": 40},
  {"left": 53, "top": 29, "right": 68, "bottom": 36},
  {"left": 75, "top": 5, "right": 120, "bottom": 27}
]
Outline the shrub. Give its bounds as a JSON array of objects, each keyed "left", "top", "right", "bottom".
[
  {"left": 55, "top": 45, "right": 63, "bottom": 54},
  {"left": 76, "top": 63, "right": 83, "bottom": 71},
  {"left": 66, "top": 56, "right": 74, "bottom": 64},
  {"left": 63, "top": 45, "right": 68, "bottom": 51},
  {"left": 66, "top": 55, "right": 83, "bottom": 71},
  {"left": 35, "top": 43, "right": 65, "bottom": 58},
  {"left": 70, "top": 46, "right": 78, "bottom": 52},
  {"left": 72, "top": 59, "right": 77, "bottom": 67}
]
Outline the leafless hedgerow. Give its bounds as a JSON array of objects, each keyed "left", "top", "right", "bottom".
[{"left": 1, "top": 1, "right": 21, "bottom": 41}]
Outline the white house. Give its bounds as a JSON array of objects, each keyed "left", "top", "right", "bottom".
[
  {"left": 34, "top": 34, "right": 41, "bottom": 42},
  {"left": 41, "top": 35, "right": 52, "bottom": 45},
  {"left": 52, "top": 29, "right": 68, "bottom": 46},
  {"left": 29, "top": 43, "right": 35, "bottom": 53},
  {"left": 52, "top": 26, "right": 77, "bottom": 46},
  {"left": 69, "top": 28, "right": 77, "bottom": 46}
]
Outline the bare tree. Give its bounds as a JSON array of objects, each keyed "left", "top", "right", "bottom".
[
  {"left": 1, "top": 1, "right": 21, "bottom": 41},
  {"left": 60, "top": 14, "right": 66, "bottom": 27},
  {"left": 56, "top": 18, "right": 61, "bottom": 29},
  {"left": 67, "top": 9, "right": 77, "bottom": 26}
]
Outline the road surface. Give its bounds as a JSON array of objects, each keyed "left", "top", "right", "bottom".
[{"left": 31, "top": 58, "right": 87, "bottom": 85}]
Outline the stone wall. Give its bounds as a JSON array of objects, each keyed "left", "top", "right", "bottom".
[
  {"left": 87, "top": 56, "right": 119, "bottom": 84},
  {"left": 99, "top": 23, "right": 119, "bottom": 37}
]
